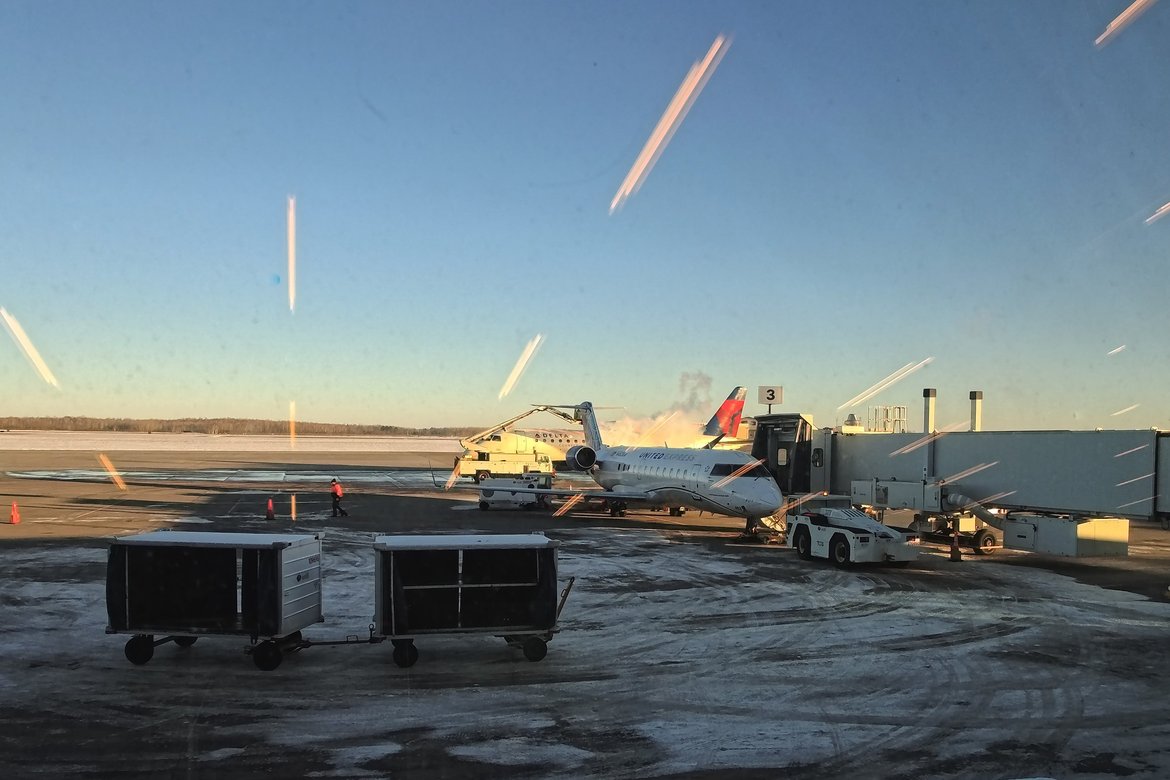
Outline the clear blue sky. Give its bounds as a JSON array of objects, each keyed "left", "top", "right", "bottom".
[{"left": 2, "top": 1, "right": 1168, "bottom": 430}]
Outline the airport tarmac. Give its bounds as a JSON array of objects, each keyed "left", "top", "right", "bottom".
[{"left": 3, "top": 447, "right": 1170, "bottom": 778}]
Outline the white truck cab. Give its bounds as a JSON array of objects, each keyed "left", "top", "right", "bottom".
[
  {"left": 788, "top": 506, "right": 919, "bottom": 566},
  {"left": 478, "top": 474, "right": 554, "bottom": 511}
]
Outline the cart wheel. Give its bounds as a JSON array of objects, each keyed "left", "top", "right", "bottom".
[
  {"left": 173, "top": 636, "right": 197, "bottom": 648},
  {"left": 125, "top": 635, "right": 154, "bottom": 665},
  {"left": 521, "top": 636, "right": 547, "bottom": 662},
  {"left": 392, "top": 641, "right": 419, "bottom": 668},
  {"left": 253, "top": 641, "right": 283, "bottom": 671}
]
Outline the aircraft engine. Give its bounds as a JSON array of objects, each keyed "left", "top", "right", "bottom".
[{"left": 563, "top": 445, "right": 597, "bottom": 471}]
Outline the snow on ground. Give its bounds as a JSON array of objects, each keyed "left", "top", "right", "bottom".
[{"left": 2, "top": 519, "right": 1170, "bottom": 778}]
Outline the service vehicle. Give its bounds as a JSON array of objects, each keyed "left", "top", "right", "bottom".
[
  {"left": 478, "top": 473, "right": 555, "bottom": 511},
  {"left": 788, "top": 506, "right": 920, "bottom": 566},
  {"left": 456, "top": 447, "right": 555, "bottom": 483}
]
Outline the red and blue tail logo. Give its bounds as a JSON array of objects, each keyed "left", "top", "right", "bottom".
[{"left": 703, "top": 387, "right": 746, "bottom": 437}]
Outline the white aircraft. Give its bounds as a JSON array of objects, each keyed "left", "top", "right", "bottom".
[
  {"left": 460, "top": 387, "right": 751, "bottom": 471},
  {"left": 519, "top": 400, "right": 784, "bottom": 531}
]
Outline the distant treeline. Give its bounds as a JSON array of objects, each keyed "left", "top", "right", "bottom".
[{"left": 0, "top": 417, "right": 481, "bottom": 438}]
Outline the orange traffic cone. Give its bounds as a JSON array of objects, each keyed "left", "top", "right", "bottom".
[
  {"left": 949, "top": 530, "right": 962, "bottom": 562},
  {"left": 10, "top": 502, "right": 20, "bottom": 525},
  {"left": 265, "top": 498, "right": 275, "bottom": 521}
]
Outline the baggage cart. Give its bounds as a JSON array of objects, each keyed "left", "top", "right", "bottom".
[
  {"left": 106, "top": 531, "right": 323, "bottom": 670},
  {"left": 373, "top": 533, "right": 572, "bottom": 667}
]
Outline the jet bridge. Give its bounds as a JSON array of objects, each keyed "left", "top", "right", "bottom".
[{"left": 752, "top": 390, "right": 1170, "bottom": 556}]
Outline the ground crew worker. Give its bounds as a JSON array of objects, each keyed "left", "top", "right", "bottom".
[{"left": 330, "top": 478, "right": 348, "bottom": 517}]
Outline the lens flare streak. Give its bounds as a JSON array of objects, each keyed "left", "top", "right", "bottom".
[
  {"left": 1096, "top": 0, "right": 1160, "bottom": 48},
  {"left": 554, "top": 493, "right": 586, "bottom": 517},
  {"left": 1118, "top": 495, "right": 1158, "bottom": 509},
  {"left": 1111, "top": 404, "right": 1140, "bottom": 416},
  {"left": 1107, "top": 345, "right": 1127, "bottom": 356},
  {"left": 98, "top": 454, "right": 128, "bottom": 491},
  {"left": 776, "top": 492, "right": 823, "bottom": 516},
  {"left": 609, "top": 34, "right": 731, "bottom": 214},
  {"left": 287, "top": 196, "right": 297, "bottom": 313},
  {"left": 940, "top": 461, "right": 999, "bottom": 484},
  {"left": 289, "top": 401, "right": 297, "bottom": 449},
  {"left": 291, "top": 494, "right": 297, "bottom": 521},
  {"left": 0, "top": 307, "right": 60, "bottom": 388},
  {"left": 498, "top": 333, "right": 545, "bottom": 400},
  {"left": 1116, "top": 444, "right": 1149, "bottom": 457},
  {"left": 711, "top": 458, "right": 766, "bottom": 489},
  {"left": 1116, "top": 473, "right": 1155, "bottom": 487},
  {"left": 838, "top": 357, "right": 934, "bottom": 411},
  {"left": 889, "top": 421, "right": 969, "bottom": 457}
]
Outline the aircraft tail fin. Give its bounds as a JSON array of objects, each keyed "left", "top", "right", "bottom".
[
  {"left": 703, "top": 386, "right": 747, "bottom": 437},
  {"left": 576, "top": 402, "right": 604, "bottom": 450},
  {"left": 540, "top": 402, "right": 605, "bottom": 450}
]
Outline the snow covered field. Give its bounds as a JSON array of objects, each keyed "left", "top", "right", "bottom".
[{"left": 0, "top": 430, "right": 461, "bottom": 453}]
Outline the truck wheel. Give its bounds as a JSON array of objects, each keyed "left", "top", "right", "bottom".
[
  {"left": 478, "top": 501, "right": 489, "bottom": 511},
  {"left": 522, "top": 636, "right": 547, "bottom": 662},
  {"left": 125, "top": 635, "right": 154, "bottom": 665},
  {"left": 972, "top": 529, "right": 997, "bottom": 555},
  {"left": 830, "top": 535, "right": 851, "bottom": 567},
  {"left": 392, "top": 641, "right": 419, "bottom": 668},
  {"left": 475, "top": 470, "right": 490, "bottom": 483},
  {"left": 795, "top": 529, "right": 812, "bottom": 560},
  {"left": 173, "top": 636, "right": 197, "bottom": 648},
  {"left": 252, "top": 641, "right": 283, "bottom": 671}
]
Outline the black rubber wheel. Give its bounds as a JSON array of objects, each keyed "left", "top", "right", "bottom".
[
  {"left": 972, "top": 529, "right": 997, "bottom": 555},
  {"left": 478, "top": 500, "right": 489, "bottom": 511},
  {"left": 889, "top": 560, "right": 910, "bottom": 568},
  {"left": 253, "top": 641, "right": 283, "bottom": 671},
  {"left": 392, "top": 641, "right": 419, "bottom": 668},
  {"left": 795, "top": 530, "right": 812, "bottom": 560},
  {"left": 522, "top": 636, "right": 547, "bottom": 662},
  {"left": 124, "top": 635, "right": 154, "bottom": 665},
  {"left": 475, "top": 470, "right": 490, "bottom": 484},
  {"left": 830, "top": 535, "right": 851, "bottom": 567},
  {"left": 173, "top": 636, "right": 197, "bottom": 648}
]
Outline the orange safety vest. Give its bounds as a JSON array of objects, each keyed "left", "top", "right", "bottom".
[{"left": 331, "top": 482, "right": 344, "bottom": 498}]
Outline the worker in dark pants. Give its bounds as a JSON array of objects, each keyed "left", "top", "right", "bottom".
[{"left": 330, "top": 478, "right": 348, "bottom": 517}]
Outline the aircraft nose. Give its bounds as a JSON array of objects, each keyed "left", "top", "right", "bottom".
[{"left": 751, "top": 482, "right": 784, "bottom": 516}]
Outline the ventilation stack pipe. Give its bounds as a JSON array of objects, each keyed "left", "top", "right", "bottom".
[
  {"left": 922, "top": 388, "right": 937, "bottom": 481},
  {"left": 970, "top": 390, "right": 983, "bottom": 432}
]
